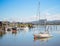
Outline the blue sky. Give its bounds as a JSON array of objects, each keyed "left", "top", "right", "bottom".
[{"left": 0, "top": 0, "right": 60, "bottom": 22}]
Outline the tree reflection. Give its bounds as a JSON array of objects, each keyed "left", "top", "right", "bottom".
[{"left": 0, "top": 31, "right": 6, "bottom": 38}]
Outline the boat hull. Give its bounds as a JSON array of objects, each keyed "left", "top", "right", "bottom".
[{"left": 34, "top": 34, "right": 51, "bottom": 38}]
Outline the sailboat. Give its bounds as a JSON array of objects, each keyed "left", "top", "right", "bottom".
[
  {"left": 34, "top": 2, "right": 52, "bottom": 38},
  {"left": 34, "top": 26, "right": 51, "bottom": 38},
  {"left": 34, "top": 35, "right": 52, "bottom": 42}
]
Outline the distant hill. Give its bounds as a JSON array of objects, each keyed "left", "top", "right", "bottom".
[
  {"left": 1, "top": 20, "right": 60, "bottom": 25},
  {"left": 26, "top": 19, "right": 47, "bottom": 25},
  {"left": 47, "top": 20, "right": 60, "bottom": 25},
  {"left": 26, "top": 19, "right": 60, "bottom": 25}
]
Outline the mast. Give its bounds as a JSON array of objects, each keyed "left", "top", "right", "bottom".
[
  {"left": 38, "top": 2, "right": 40, "bottom": 20},
  {"left": 36, "top": 1, "right": 40, "bottom": 20}
]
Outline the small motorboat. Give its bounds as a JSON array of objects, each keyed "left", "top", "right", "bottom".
[
  {"left": 20, "top": 26, "right": 29, "bottom": 30},
  {"left": 24, "top": 26, "right": 29, "bottom": 30},
  {"left": 12, "top": 27, "right": 17, "bottom": 34},
  {"left": 12, "top": 30, "right": 17, "bottom": 33},
  {"left": 7, "top": 28, "right": 11, "bottom": 31},
  {"left": 12, "top": 27, "right": 17, "bottom": 30}
]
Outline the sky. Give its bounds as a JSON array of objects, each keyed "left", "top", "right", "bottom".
[{"left": 0, "top": 0, "right": 60, "bottom": 22}]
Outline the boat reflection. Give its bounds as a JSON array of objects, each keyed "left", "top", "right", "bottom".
[
  {"left": 4, "top": 27, "right": 29, "bottom": 35},
  {"left": 34, "top": 36, "right": 52, "bottom": 42},
  {"left": 12, "top": 30, "right": 17, "bottom": 34}
]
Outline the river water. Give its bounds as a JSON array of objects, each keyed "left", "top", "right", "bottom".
[{"left": 0, "top": 25, "right": 60, "bottom": 46}]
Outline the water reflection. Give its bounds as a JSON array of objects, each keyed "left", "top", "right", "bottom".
[
  {"left": 0, "top": 25, "right": 60, "bottom": 46},
  {"left": 34, "top": 36, "right": 52, "bottom": 42},
  {"left": 12, "top": 30, "right": 17, "bottom": 35},
  {"left": 0, "top": 30, "right": 6, "bottom": 38}
]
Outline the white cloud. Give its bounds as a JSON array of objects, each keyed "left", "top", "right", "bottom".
[
  {"left": 40, "top": 7, "right": 60, "bottom": 21},
  {"left": 2, "top": 7, "right": 60, "bottom": 22},
  {"left": 46, "top": 14, "right": 60, "bottom": 21}
]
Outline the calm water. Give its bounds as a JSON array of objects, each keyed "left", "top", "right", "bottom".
[{"left": 0, "top": 25, "right": 60, "bottom": 46}]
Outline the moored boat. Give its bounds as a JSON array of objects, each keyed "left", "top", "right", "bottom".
[{"left": 34, "top": 33, "right": 52, "bottom": 38}]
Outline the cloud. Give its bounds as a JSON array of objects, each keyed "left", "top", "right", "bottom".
[
  {"left": 2, "top": 7, "right": 60, "bottom": 22},
  {"left": 40, "top": 7, "right": 60, "bottom": 21},
  {"left": 46, "top": 14, "right": 60, "bottom": 20},
  {"left": 21, "top": 15, "right": 39, "bottom": 22}
]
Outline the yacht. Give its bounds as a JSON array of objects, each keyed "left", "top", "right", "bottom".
[
  {"left": 33, "top": 2, "right": 52, "bottom": 38},
  {"left": 34, "top": 32, "right": 51, "bottom": 38}
]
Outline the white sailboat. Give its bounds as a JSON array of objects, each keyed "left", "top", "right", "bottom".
[
  {"left": 34, "top": 34, "right": 52, "bottom": 42},
  {"left": 34, "top": 26, "right": 52, "bottom": 38},
  {"left": 34, "top": 2, "right": 52, "bottom": 38}
]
